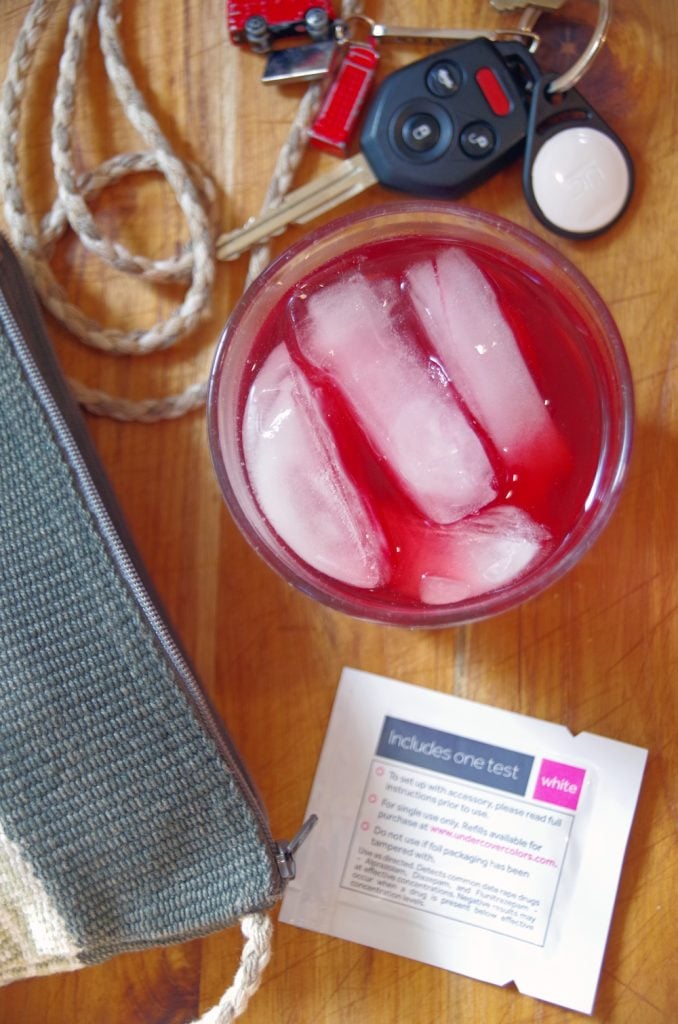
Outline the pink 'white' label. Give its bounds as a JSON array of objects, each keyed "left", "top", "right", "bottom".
[{"left": 533, "top": 759, "right": 587, "bottom": 811}]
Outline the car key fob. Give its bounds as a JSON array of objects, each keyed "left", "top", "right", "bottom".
[{"left": 359, "top": 38, "right": 540, "bottom": 198}]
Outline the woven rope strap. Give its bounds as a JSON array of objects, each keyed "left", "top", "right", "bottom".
[
  {"left": 191, "top": 913, "right": 273, "bottom": 1024},
  {"left": 0, "top": 0, "right": 361, "bottom": 421}
]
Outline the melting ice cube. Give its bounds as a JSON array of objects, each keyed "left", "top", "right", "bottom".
[
  {"left": 242, "top": 344, "right": 390, "bottom": 588},
  {"left": 290, "top": 275, "right": 497, "bottom": 524},
  {"left": 405, "top": 249, "right": 568, "bottom": 469},
  {"left": 400, "top": 505, "right": 550, "bottom": 605}
]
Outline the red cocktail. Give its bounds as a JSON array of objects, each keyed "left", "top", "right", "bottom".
[{"left": 208, "top": 203, "right": 632, "bottom": 626}]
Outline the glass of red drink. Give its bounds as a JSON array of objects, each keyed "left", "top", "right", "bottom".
[{"left": 208, "top": 202, "right": 633, "bottom": 627}]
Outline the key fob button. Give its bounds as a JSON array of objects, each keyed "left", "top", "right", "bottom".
[
  {"left": 426, "top": 62, "right": 462, "bottom": 98},
  {"left": 460, "top": 122, "right": 497, "bottom": 159},
  {"left": 402, "top": 113, "right": 441, "bottom": 152},
  {"left": 389, "top": 101, "right": 453, "bottom": 164},
  {"left": 475, "top": 67, "right": 512, "bottom": 116}
]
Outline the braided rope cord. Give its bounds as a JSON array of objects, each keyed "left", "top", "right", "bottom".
[
  {"left": 0, "top": 0, "right": 361, "bottom": 421},
  {"left": 190, "top": 913, "right": 273, "bottom": 1024}
]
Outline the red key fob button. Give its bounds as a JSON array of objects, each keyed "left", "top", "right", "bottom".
[{"left": 475, "top": 67, "right": 512, "bottom": 116}]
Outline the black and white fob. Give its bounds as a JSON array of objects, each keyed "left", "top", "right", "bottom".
[{"left": 522, "top": 73, "right": 634, "bottom": 239}]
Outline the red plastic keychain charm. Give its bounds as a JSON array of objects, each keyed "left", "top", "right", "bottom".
[{"left": 308, "top": 18, "right": 379, "bottom": 157}]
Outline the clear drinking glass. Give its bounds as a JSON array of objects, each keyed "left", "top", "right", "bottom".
[{"left": 208, "top": 202, "right": 633, "bottom": 627}]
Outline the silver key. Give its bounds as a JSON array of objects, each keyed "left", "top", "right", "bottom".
[
  {"left": 216, "top": 154, "right": 376, "bottom": 261},
  {"left": 371, "top": 24, "right": 540, "bottom": 52}
]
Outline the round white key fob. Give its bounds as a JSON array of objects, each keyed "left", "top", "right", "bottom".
[{"left": 523, "top": 76, "right": 634, "bottom": 239}]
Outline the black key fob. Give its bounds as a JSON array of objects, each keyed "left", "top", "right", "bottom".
[{"left": 360, "top": 39, "right": 539, "bottom": 198}]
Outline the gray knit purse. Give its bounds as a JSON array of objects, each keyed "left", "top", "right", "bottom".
[{"left": 0, "top": 236, "right": 307, "bottom": 1021}]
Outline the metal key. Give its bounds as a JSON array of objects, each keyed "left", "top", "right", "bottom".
[
  {"left": 370, "top": 24, "right": 540, "bottom": 51},
  {"left": 216, "top": 154, "right": 377, "bottom": 260},
  {"left": 216, "top": 37, "right": 540, "bottom": 261}
]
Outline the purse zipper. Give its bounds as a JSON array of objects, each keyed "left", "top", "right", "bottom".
[{"left": 0, "top": 237, "right": 312, "bottom": 886}]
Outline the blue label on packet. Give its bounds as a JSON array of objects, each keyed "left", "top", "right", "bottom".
[{"left": 376, "top": 716, "right": 534, "bottom": 796}]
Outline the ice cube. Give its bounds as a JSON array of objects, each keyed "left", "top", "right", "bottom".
[
  {"left": 398, "top": 505, "right": 550, "bottom": 605},
  {"left": 405, "top": 249, "right": 568, "bottom": 469},
  {"left": 242, "top": 343, "right": 390, "bottom": 589},
  {"left": 290, "top": 275, "right": 497, "bottom": 524}
]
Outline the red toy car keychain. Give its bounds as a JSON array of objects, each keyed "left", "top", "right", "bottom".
[{"left": 226, "top": 0, "right": 337, "bottom": 52}]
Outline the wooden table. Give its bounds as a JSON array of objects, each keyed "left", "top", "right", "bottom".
[{"left": 1, "top": 1, "right": 676, "bottom": 1021}]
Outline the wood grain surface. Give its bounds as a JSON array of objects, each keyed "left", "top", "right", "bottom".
[{"left": 0, "top": 1, "right": 676, "bottom": 1022}]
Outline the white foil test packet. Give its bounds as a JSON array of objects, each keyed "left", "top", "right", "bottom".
[{"left": 280, "top": 668, "right": 647, "bottom": 1015}]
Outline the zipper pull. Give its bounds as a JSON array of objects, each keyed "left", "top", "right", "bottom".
[{"left": 275, "top": 814, "right": 318, "bottom": 881}]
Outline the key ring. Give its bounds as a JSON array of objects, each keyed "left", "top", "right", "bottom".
[
  {"left": 519, "top": 0, "right": 633, "bottom": 239},
  {"left": 517, "top": 0, "right": 611, "bottom": 93},
  {"left": 334, "top": 12, "right": 375, "bottom": 43}
]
